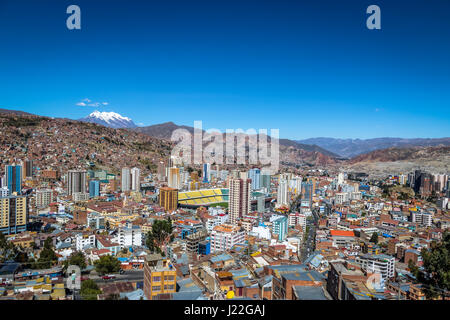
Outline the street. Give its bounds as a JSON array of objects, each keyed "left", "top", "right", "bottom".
[{"left": 88, "top": 269, "right": 144, "bottom": 284}]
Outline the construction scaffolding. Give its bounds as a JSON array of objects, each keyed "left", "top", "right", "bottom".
[{"left": 186, "top": 228, "right": 208, "bottom": 263}]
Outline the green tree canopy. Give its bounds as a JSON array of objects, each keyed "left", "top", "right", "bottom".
[
  {"left": 0, "top": 232, "right": 16, "bottom": 263},
  {"left": 80, "top": 279, "right": 101, "bottom": 300},
  {"left": 64, "top": 251, "right": 87, "bottom": 270},
  {"left": 145, "top": 219, "right": 173, "bottom": 254},
  {"left": 94, "top": 255, "right": 121, "bottom": 275},
  {"left": 410, "top": 231, "right": 450, "bottom": 299},
  {"left": 35, "top": 237, "right": 57, "bottom": 269},
  {"left": 369, "top": 232, "right": 379, "bottom": 244}
]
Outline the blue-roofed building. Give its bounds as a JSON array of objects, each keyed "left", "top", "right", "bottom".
[
  {"left": 293, "top": 285, "right": 330, "bottom": 300},
  {"left": 268, "top": 264, "right": 326, "bottom": 299},
  {"left": 304, "top": 252, "right": 328, "bottom": 270},
  {"left": 229, "top": 268, "right": 250, "bottom": 280},
  {"left": 154, "top": 278, "right": 207, "bottom": 300},
  {"left": 210, "top": 253, "right": 233, "bottom": 264},
  {"left": 120, "top": 289, "right": 145, "bottom": 300}
]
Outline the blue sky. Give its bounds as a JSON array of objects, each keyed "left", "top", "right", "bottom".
[{"left": 0, "top": 0, "right": 449, "bottom": 139}]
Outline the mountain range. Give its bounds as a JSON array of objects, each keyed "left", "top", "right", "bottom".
[
  {"left": 75, "top": 111, "right": 450, "bottom": 160},
  {"left": 133, "top": 122, "right": 339, "bottom": 157},
  {"left": 0, "top": 108, "right": 449, "bottom": 168},
  {"left": 133, "top": 121, "right": 339, "bottom": 166},
  {"left": 297, "top": 137, "right": 450, "bottom": 158}
]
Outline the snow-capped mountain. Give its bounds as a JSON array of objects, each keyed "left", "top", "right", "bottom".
[{"left": 79, "top": 111, "right": 137, "bottom": 129}]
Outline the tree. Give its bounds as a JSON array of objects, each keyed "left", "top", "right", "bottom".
[
  {"left": 80, "top": 279, "right": 101, "bottom": 300},
  {"left": 370, "top": 232, "right": 379, "bottom": 244},
  {"left": 145, "top": 219, "right": 173, "bottom": 254},
  {"left": 36, "top": 237, "right": 57, "bottom": 269},
  {"left": 410, "top": 231, "right": 450, "bottom": 299},
  {"left": 64, "top": 251, "right": 87, "bottom": 270},
  {"left": 94, "top": 255, "right": 121, "bottom": 275},
  {"left": 186, "top": 166, "right": 194, "bottom": 173},
  {"left": 0, "top": 232, "right": 8, "bottom": 249},
  {"left": 0, "top": 232, "right": 16, "bottom": 263}
]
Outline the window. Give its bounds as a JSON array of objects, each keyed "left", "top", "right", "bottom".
[
  {"left": 152, "top": 286, "right": 161, "bottom": 292},
  {"left": 152, "top": 276, "right": 161, "bottom": 282}
]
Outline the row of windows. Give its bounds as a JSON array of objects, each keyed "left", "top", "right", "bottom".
[
  {"left": 152, "top": 275, "right": 175, "bottom": 282},
  {"left": 152, "top": 284, "right": 175, "bottom": 292}
]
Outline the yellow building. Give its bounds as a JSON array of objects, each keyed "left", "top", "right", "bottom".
[
  {"left": 144, "top": 254, "right": 177, "bottom": 300},
  {"left": 0, "top": 195, "right": 28, "bottom": 234},
  {"left": 9, "top": 236, "right": 35, "bottom": 248},
  {"left": 105, "top": 213, "right": 139, "bottom": 228},
  {"left": 159, "top": 187, "right": 178, "bottom": 212}
]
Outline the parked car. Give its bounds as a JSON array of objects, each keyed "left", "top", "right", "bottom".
[{"left": 102, "top": 275, "right": 116, "bottom": 280}]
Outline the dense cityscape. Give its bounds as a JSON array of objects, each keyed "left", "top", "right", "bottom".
[
  {"left": 0, "top": 110, "right": 449, "bottom": 301},
  {"left": 1, "top": 0, "right": 449, "bottom": 310}
]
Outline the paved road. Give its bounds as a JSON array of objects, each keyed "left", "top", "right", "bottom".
[
  {"left": 298, "top": 207, "right": 319, "bottom": 262},
  {"left": 300, "top": 223, "right": 315, "bottom": 262},
  {"left": 89, "top": 270, "right": 144, "bottom": 284}
]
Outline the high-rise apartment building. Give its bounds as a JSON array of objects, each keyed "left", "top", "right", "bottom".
[
  {"left": 35, "top": 189, "right": 54, "bottom": 208},
  {"left": 89, "top": 180, "right": 100, "bottom": 198},
  {"left": 219, "top": 170, "right": 229, "bottom": 181},
  {"left": 202, "top": 163, "right": 211, "bottom": 183},
  {"left": 399, "top": 174, "right": 407, "bottom": 185},
  {"left": 289, "top": 177, "right": 302, "bottom": 196},
  {"left": 67, "top": 170, "right": 87, "bottom": 196},
  {"left": 159, "top": 187, "right": 178, "bottom": 212},
  {"left": 0, "top": 195, "right": 28, "bottom": 234},
  {"left": 229, "top": 177, "right": 251, "bottom": 225},
  {"left": 277, "top": 179, "right": 289, "bottom": 208},
  {"left": 260, "top": 172, "right": 271, "bottom": 191},
  {"left": 419, "top": 174, "right": 433, "bottom": 197},
  {"left": 248, "top": 168, "right": 261, "bottom": 190},
  {"left": 121, "top": 167, "right": 131, "bottom": 192},
  {"left": 337, "top": 172, "right": 345, "bottom": 185},
  {"left": 168, "top": 167, "right": 181, "bottom": 190},
  {"left": 271, "top": 215, "right": 288, "bottom": 242},
  {"left": 24, "top": 160, "right": 33, "bottom": 178},
  {"left": 131, "top": 167, "right": 141, "bottom": 191},
  {"left": 302, "top": 182, "right": 314, "bottom": 208},
  {"left": 157, "top": 161, "right": 166, "bottom": 182},
  {"left": 6, "top": 165, "right": 22, "bottom": 195}
]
